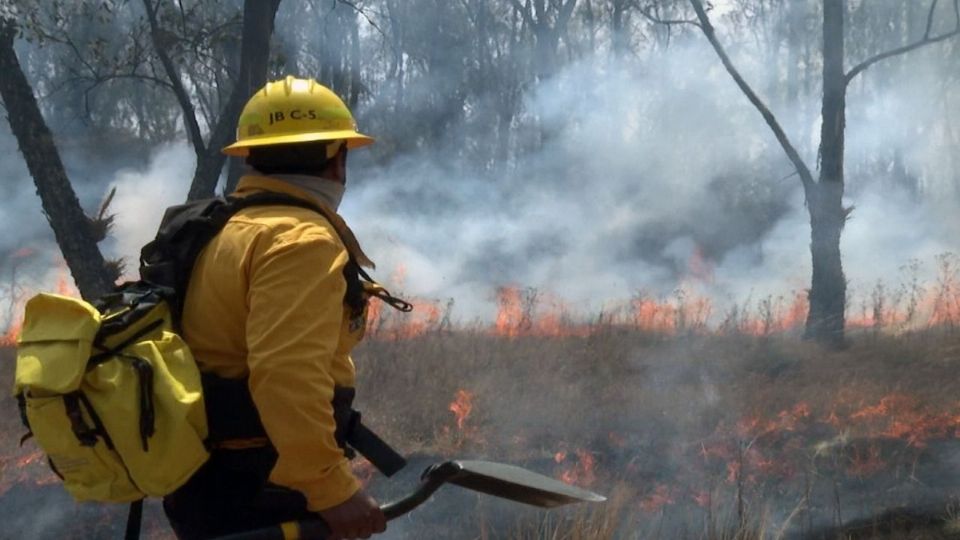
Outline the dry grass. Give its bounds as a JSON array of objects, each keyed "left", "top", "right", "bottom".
[
  {"left": 2, "top": 278, "right": 960, "bottom": 537},
  {"left": 350, "top": 321, "right": 960, "bottom": 539}
]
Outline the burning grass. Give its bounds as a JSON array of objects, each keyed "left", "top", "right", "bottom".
[
  {"left": 2, "top": 276, "right": 960, "bottom": 537},
  {"left": 347, "top": 325, "right": 960, "bottom": 539}
]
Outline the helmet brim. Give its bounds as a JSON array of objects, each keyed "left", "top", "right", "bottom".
[{"left": 222, "top": 130, "right": 375, "bottom": 157}]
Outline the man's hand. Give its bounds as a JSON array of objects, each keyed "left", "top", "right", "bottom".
[{"left": 318, "top": 489, "right": 386, "bottom": 540}]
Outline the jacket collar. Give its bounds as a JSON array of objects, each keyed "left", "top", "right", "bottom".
[{"left": 233, "top": 175, "right": 375, "bottom": 269}]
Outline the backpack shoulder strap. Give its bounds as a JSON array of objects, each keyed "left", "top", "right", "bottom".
[
  {"left": 231, "top": 193, "right": 411, "bottom": 313},
  {"left": 140, "top": 193, "right": 317, "bottom": 325},
  {"left": 139, "top": 192, "right": 409, "bottom": 326},
  {"left": 139, "top": 197, "right": 234, "bottom": 324}
]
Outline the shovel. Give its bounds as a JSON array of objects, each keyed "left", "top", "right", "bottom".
[{"left": 215, "top": 460, "right": 606, "bottom": 540}]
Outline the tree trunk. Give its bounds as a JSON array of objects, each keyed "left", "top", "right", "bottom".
[
  {"left": 784, "top": 1, "right": 801, "bottom": 105},
  {"left": 0, "top": 19, "right": 114, "bottom": 300},
  {"left": 611, "top": 0, "right": 627, "bottom": 57},
  {"left": 199, "top": 0, "right": 282, "bottom": 198},
  {"left": 805, "top": 183, "right": 847, "bottom": 345},
  {"left": 349, "top": 10, "right": 362, "bottom": 109},
  {"left": 804, "top": 0, "right": 847, "bottom": 346}
]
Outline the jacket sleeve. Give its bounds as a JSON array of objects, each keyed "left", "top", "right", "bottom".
[{"left": 245, "top": 222, "right": 360, "bottom": 511}]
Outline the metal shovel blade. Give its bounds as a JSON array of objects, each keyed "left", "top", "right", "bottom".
[
  {"left": 215, "top": 460, "right": 607, "bottom": 539},
  {"left": 430, "top": 460, "right": 606, "bottom": 508}
]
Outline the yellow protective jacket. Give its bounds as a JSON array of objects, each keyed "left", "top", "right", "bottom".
[{"left": 181, "top": 174, "right": 370, "bottom": 511}]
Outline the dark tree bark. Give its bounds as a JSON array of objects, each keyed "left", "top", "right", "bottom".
[
  {"left": 0, "top": 18, "right": 115, "bottom": 301},
  {"left": 223, "top": 0, "right": 283, "bottom": 194},
  {"left": 348, "top": 11, "right": 363, "bottom": 109},
  {"left": 144, "top": 0, "right": 282, "bottom": 200},
  {"left": 610, "top": 0, "right": 631, "bottom": 56},
  {"left": 804, "top": 0, "right": 847, "bottom": 345},
  {"left": 508, "top": 0, "right": 578, "bottom": 79},
  {"left": 783, "top": 0, "right": 805, "bottom": 105}
]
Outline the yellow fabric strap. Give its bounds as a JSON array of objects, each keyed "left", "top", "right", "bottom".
[
  {"left": 280, "top": 521, "right": 300, "bottom": 540},
  {"left": 235, "top": 175, "right": 375, "bottom": 268},
  {"left": 304, "top": 197, "right": 375, "bottom": 269}
]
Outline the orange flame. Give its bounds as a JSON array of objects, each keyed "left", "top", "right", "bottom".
[
  {"left": 726, "top": 460, "right": 740, "bottom": 484},
  {"left": 687, "top": 244, "right": 714, "bottom": 283},
  {"left": 846, "top": 444, "right": 886, "bottom": 477},
  {"left": 0, "top": 318, "right": 21, "bottom": 347},
  {"left": 631, "top": 298, "right": 678, "bottom": 334},
  {"left": 735, "top": 402, "right": 811, "bottom": 440},
  {"left": 366, "top": 296, "right": 443, "bottom": 340},
  {"left": 929, "top": 292, "right": 960, "bottom": 327},
  {"left": 736, "top": 292, "right": 808, "bottom": 335},
  {"left": 0, "top": 449, "right": 59, "bottom": 497},
  {"left": 692, "top": 490, "right": 711, "bottom": 508},
  {"left": 449, "top": 389, "right": 474, "bottom": 431},
  {"left": 56, "top": 273, "right": 76, "bottom": 297},
  {"left": 557, "top": 448, "right": 596, "bottom": 487},
  {"left": 51, "top": 260, "right": 80, "bottom": 298},
  {"left": 494, "top": 287, "right": 523, "bottom": 337},
  {"left": 0, "top": 261, "right": 80, "bottom": 347},
  {"left": 639, "top": 483, "right": 675, "bottom": 513},
  {"left": 390, "top": 263, "right": 408, "bottom": 289},
  {"left": 361, "top": 255, "right": 960, "bottom": 342},
  {"left": 844, "top": 393, "right": 960, "bottom": 448},
  {"left": 491, "top": 286, "right": 594, "bottom": 338},
  {"left": 11, "top": 247, "right": 36, "bottom": 259}
]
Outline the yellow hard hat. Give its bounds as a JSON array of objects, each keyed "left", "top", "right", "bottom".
[{"left": 222, "top": 76, "right": 373, "bottom": 157}]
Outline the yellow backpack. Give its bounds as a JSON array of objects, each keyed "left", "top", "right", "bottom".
[
  {"left": 11, "top": 194, "right": 311, "bottom": 537},
  {"left": 12, "top": 193, "right": 326, "bottom": 507},
  {"left": 13, "top": 287, "right": 209, "bottom": 504}
]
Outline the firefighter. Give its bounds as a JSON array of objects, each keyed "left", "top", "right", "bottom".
[{"left": 162, "top": 76, "right": 389, "bottom": 540}]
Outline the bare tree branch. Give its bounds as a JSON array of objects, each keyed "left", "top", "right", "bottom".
[
  {"left": 638, "top": 4, "right": 701, "bottom": 29},
  {"left": 845, "top": 0, "right": 960, "bottom": 85},
  {"left": 333, "top": 0, "right": 388, "bottom": 40},
  {"left": 507, "top": 0, "right": 537, "bottom": 29},
  {"left": 925, "top": 0, "right": 941, "bottom": 39},
  {"left": 142, "top": 0, "right": 206, "bottom": 158},
  {"left": 687, "top": 0, "right": 816, "bottom": 193},
  {"left": 558, "top": 0, "right": 578, "bottom": 27}
]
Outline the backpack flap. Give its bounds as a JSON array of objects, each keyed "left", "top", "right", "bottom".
[
  {"left": 13, "top": 289, "right": 209, "bottom": 502},
  {"left": 13, "top": 293, "right": 144, "bottom": 502},
  {"left": 14, "top": 293, "right": 102, "bottom": 397}
]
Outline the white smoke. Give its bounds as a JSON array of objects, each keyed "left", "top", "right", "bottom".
[
  {"left": 2, "top": 29, "right": 957, "bottom": 328},
  {"left": 105, "top": 143, "right": 196, "bottom": 277},
  {"left": 344, "top": 38, "right": 957, "bottom": 323}
]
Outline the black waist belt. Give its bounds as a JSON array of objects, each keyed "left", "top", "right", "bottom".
[{"left": 202, "top": 374, "right": 406, "bottom": 477}]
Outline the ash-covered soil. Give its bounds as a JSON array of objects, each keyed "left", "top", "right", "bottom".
[{"left": 3, "top": 329, "right": 960, "bottom": 539}]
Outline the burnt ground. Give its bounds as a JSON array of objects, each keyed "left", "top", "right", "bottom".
[
  {"left": 812, "top": 505, "right": 960, "bottom": 540},
  {"left": 3, "top": 328, "right": 960, "bottom": 539}
]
